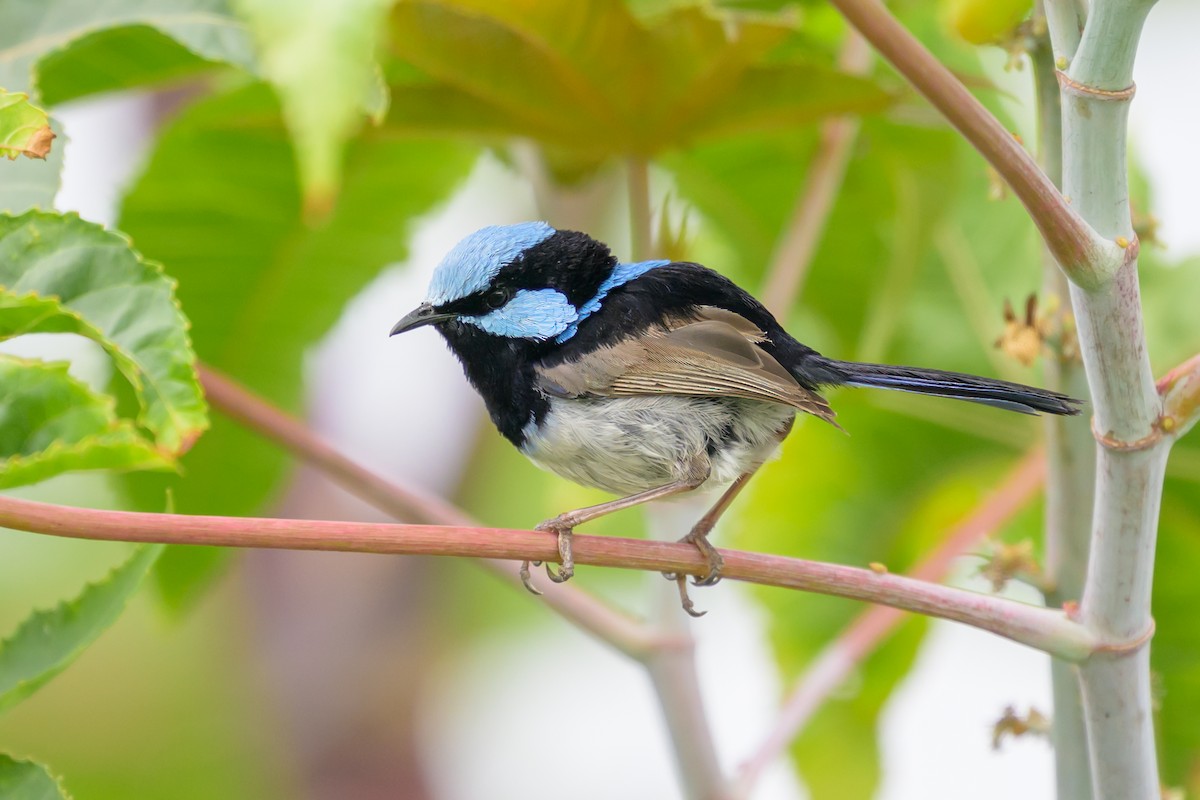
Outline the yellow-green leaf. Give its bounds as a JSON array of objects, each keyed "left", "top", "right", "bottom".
[
  {"left": 387, "top": 0, "right": 893, "bottom": 156},
  {"left": 0, "top": 90, "right": 54, "bottom": 161},
  {"left": 0, "top": 755, "right": 70, "bottom": 800}
]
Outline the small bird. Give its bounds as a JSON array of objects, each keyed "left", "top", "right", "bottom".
[{"left": 391, "top": 222, "right": 1080, "bottom": 615}]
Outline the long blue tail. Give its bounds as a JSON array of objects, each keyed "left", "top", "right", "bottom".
[{"left": 805, "top": 358, "right": 1082, "bottom": 416}]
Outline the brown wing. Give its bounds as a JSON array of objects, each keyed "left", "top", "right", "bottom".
[{"left": 536, "top": 306, "right": 837, "bottom": 425}]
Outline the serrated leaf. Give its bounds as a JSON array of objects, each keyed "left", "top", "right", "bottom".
[
  {"left": 386, "top": 0, "right": 893, "bottom": 156},
  {"left": 0, "top": 0, "right": 256, "bottom": 98},
  {"left": 234, "top": 0, "right": 394, "bottom": 211},
  {"left": 0, "top": 211, "right": 208, "bottom": 455},
  {"left": 0, "top": 90, "right": 54, "bottom": 160},
  {"left": 0, "top": 355, "right": 171, "bottom": 489},
  {"left": 0, "top": 755, "right": 70, "bottom": 800},
  {"left": 0, "top": 544, "right": 163, "bottom": 713},
  {"left": 116, "top": 80, "right": 474, "bottom": 607}
]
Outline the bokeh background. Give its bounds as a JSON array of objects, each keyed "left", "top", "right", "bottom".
[{"left": 1, "top": 1, "right": 1197, "bottom": 798}]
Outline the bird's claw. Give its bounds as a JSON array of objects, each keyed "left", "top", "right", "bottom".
[
  {"left": 662, "top": 529, "right": 725, "bottom": 616},
  {"left": 519, "top": 561, "right": 544, "bottom": 596},
  {"left": 675, "top": 574, "right": 707, "bottom": 618},
  {"left": 525, "top": 519, "right": 576, "bottom": 590}
]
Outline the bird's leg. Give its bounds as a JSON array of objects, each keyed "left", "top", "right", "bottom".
[
  {"left": 520, "top": 462, "right": 709, "bottom": 594},
  {"left": 684, "top": 470, "right": 757, "bottom": 586},
  {"left": 665, "top": 469, "right": 759, "bottom": 617}
]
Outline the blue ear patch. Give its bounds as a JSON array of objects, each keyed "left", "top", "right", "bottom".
[
  {"left": 464, "top": 289, "right": 579, "bottom": 340},
  {"left": 554, "top": 259, "right": 670, "bottom": 342},
  {"left": 428, "top": 222, "right": 556, "bottom": 305}
]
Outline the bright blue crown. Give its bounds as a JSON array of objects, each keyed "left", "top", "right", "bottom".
[{"left": 427, "top": 222, "right": 556, "bottom": 305}]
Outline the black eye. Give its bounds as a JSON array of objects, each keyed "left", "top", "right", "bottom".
[{"left": 485, "top": 288, "right": 510, "bottom": 309}]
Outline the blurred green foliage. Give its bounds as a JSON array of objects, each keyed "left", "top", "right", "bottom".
[
  {"left": 0, "top": 753, "right": 69, "bottom": 799},
  {"left": 0, "top": 0, "right": 1197, "bottom": 797}
]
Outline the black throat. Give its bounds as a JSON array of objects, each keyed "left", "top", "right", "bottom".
[
  {"left": 436, "top": 321, "right": 549, "bottom": 446},
  {"left": 431, "top": 229, "right": 621, "bottom": 446}
]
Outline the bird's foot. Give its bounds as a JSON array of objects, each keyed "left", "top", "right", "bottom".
[
  {"left": 660, "top": 530, "right": 723, "bottom": 617},
  {"left": 681, "top": 529, "right": 724, "bottom": 587},
  {"left": 527, "top": 517, "right": 576, "bottom": 587}
]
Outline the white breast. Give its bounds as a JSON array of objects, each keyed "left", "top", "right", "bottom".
[{"left": 520, "top": 395, "right": 795, "bottom": 497}]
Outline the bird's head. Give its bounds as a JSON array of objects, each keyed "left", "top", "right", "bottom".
[{"left": 391, "top": 222, "right": 666, "bottom": 345}]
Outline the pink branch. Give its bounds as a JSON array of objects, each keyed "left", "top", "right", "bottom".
[
  {"left": 197, "top": 365, "right": 658, "bottom": 658},
  {"left": 0, "top": 491, "right": 1094, "bottom": 660}
]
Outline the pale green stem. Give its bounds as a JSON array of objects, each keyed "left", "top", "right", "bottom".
[
  {"left": 1044, "top": 0, "right": 1085, "bottom": 61},
  {"left": 1049, "top": 0, "right": 1164, "bottom": 796},
  {"left": 1031, "top": 20, "right": 1096, "bottom": 800}
]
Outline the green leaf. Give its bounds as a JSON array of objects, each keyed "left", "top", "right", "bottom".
[
  {"left": 386, "top": 1, "right": 892, "bottom": 156},
  {"left": 0, "top": 89, "right": 62, "bottom": 216},
  {"left": 234, "top": 0, "right": 394, "bottom": 210},
  {"left": 0, "top": 211, "right": 208, "bottom": 455},
  {"left": 0, "top": 755, "right": 70, "bottom": 800},
  {"left": 116, "top": 80, "right": 474, "bottom": 606},
  {"left": 693, "top": 84, "right": 1044, "bottom": 796},
  {"left": 1151, "top": 481, "right": 1200, "bottom": 794},
  {"left": 0, "top": 90, "right": 54, "bottom": 161},
  {"left": 0, "top": 0, "right": 256, "bottom": 98},
  {"left": 739, "top": 419, "right": 1027, "bottom": 798},
  {"left": 35, "top": 25, "right": 233, "bottom": 107},
  {"left": 0, "top": 544, "right": 164, "bottom": 713},
  {"left": 0, "top": 1, "right": 255, "bottom": 211},
  {"left": 0, "top": 355, "right": 171, "bottom": 489}
]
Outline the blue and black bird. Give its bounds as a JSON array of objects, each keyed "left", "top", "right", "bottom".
[{"left": 391, "top": 222, "right": 1080, "bottom": 614}]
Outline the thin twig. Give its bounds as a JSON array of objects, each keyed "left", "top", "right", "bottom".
[
  {"left": 762, "top": 31, "right": 871, "bottom": 315},
  {"left": 627, "top": 157, "right": 730, "bottom": 797},
  {"left": 198, "top": 365, "right": 658, "bottom": 659},
  {"left": 825, "top": 0, "right": 1107, "bottom": 279},
  {"left": 627, "top": 157, "right": 652, "bottom": 262},
  {"left": 735, "top": 450, "right": 1045, "bottom": 796},
  {"left": 0, "top": 492, "right": 1097, "bottom": 661}
]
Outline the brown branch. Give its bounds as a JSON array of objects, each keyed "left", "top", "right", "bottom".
[
  {"left": 736, "top": 450, "right": 1046, "bottom": 795},
  {"left": 826, "top": 0, "right": 1107, "bottom": 279},
  {"left": 198, "top": 365, "right": 658, "bottom": 659},
  {"left": 0, "top": 491, "right": 1096, "bottom": 661}
]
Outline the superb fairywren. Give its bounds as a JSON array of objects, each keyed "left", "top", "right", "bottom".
[{"left": 391, "top": 222, "right": 1080, "bottom": 615}]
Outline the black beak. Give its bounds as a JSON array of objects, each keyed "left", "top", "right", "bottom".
[{"left": 390, "top": 303, "right": 457, "bottom": 336}]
